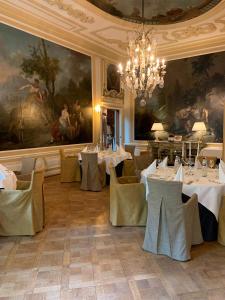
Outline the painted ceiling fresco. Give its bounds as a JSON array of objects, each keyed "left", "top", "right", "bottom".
[{"left": 87, "top": 0, "right": 221, "bottom": 24}]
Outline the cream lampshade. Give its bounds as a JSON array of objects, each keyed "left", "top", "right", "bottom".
[
  {"left": 192, "top": 122, "right": 206, "bottom": 141},
  {"left": 151, "top": 123, "right": 164, "bottom": 141}
]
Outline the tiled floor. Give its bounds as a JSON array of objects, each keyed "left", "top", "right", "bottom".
[{"left": 1, "top": 176, "right": 225, "bottom": 299}]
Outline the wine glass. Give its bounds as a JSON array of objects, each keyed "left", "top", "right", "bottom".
[{"left": 208, "top": 159, "right": 215, "bottom": 169}]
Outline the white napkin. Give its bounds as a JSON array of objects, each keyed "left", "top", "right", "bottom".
[
  {"left": 158, "top": 157, "right": 168, "bottom": 168},
  {"left": 220, "top": 159, "right": 225, "bottom": 170},
  {"left": 141, "top": 159, "right": 157, "bottom": 177},
  {"left": 174, "top": 165, "right": 184, "bottom": 182},
  {"left": 0, "top": 170, "right": 6, "bottom": 189},
  {"left": 82, "top": 146, "right": 88, "bottom": 152},
  {"left": 194, "top": 157, "right": 202, "bottom": 169},
  {"left": 219, "top": 163, "right": 225, "bottom": 183}
]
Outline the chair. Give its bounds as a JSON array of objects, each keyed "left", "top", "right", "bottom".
[
  {"left": 59, "top": 149, "right": 81, "bottom": 183},
  {"left": 143, "top": 178, "right": 203, "bottom": 261},
  {"left": 80, "top": 152, "right": 106, "bottom": 191},
  {"left": 122, "top": 159, "right": 136, "bottom": 176},
  {"left": 134, "top": 153, "right": 154, "bottom": 178},
  {"left": 0, "top": 169, "right": 45, "bottom": 236},
  {"left": 124, "top": 145, "right": 135, "bottom": 158},
  {"left": 15, "top": 157, "right": 37, "bottom": 181},
  {"left": 218, "top": 196, "right": 225, "bottom": 246},
  {"left": 109, "top": 166, "right": 147, "bottom": 226}
]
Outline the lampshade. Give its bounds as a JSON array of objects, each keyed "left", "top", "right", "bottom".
[
  {"left": 151, "top": 122, "right": 164, "bottom": 131},
  {"left": 192, "top": 122, "right": 206, "bottom": 131}
]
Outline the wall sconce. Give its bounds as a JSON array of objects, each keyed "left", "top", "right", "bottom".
[{"left": 94, "top": 104, "right": 101, "bottom": 113}]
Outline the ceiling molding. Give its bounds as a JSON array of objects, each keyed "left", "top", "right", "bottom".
[{"left": 0, "top": 0, "right": 225, "bottom": 62}]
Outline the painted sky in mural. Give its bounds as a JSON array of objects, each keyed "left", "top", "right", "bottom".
[
  {"left": 0, "top": 23, "right": 92, "bottom": 151},
  {"left": 135, "top": 51, "right": 225, "bottom": 142}
]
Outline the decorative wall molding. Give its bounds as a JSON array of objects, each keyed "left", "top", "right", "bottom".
[{"left": 43, "top": 0, "right": 95, "bottom": 24}]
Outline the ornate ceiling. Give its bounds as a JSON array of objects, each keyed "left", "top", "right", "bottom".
[
  {"left": 87, "top": 0, "right": 222, "bottom": 25},
  {"left": 0, "top": 0, "right": 225, "bottom": 62}
]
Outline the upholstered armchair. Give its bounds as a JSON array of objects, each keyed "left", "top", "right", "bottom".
[
  {"left": 0, "top": 169, "right": 45, "bottom": 236},
  {"left": 134, "top": 153, "right": 154, "bottom": 178},
  {"left": 124, "top": 145, "right": 136, "bottom": 158},
  {"left": 59, "top": 149, "right": 81, "bottom": 183},
  {"left": 143, "top": 178, "right": 203, "bottom": 261},
  {"left": 218, "top": 196, "right": 225, "bottom": 246},
  {"left": 109, "top": 166, "right": 147, "bottom": 226}
]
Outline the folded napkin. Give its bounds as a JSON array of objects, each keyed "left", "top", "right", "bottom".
[
  {"left": 174, "top": 165, "right": 184, "bottom": 182},
  {"left": 0, "top": 170, "right": 6, "bottom": 189},
  {"left": 141, "top": 159, "right": 157, "bottom": 177},
  {"left": 158, "top": 156, "right": 168, "bottom": 168},
  {"left": 194, "top": 157, "right": 202, "bottom": 169},
  {"left": 82, "top": 146, "right": 88, "bottom": 152},
  {"left": 219, "top": 163, "right": 225, "bottom": 183},
  {"left": 94, "top": 145, "right": 100, "bottom": 153},
  {"left": 220, "top": 159, "right": 225, "bottom": 170}
]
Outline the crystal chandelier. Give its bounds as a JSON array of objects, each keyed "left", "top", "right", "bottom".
[{"left": 118, "top": 0, "right": 166, "bottom": 105}]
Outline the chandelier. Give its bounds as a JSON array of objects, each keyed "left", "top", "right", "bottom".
[{"left": 118, "top": 0, "right": 166, "bottom": 105}]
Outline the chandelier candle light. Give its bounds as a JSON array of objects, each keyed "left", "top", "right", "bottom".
[{"left": 118, "top": 0, "right": 166, "bottom": 105}]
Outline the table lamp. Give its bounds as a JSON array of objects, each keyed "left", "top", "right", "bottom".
[
  {"left": 192, "top": 122, "right": 206, "bottom": 141},
  {"left": 151, "top": 123, "right": 164, "bottom": 141}
]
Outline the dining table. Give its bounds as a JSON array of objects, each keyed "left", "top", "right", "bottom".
[
  {"left": 0, "top": 164, "right": 17, "bottom": 190},
  {"left": 141, "top": 166, "right": 225, "bottom": 241}
]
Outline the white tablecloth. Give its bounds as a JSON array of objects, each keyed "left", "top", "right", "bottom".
[
  {"left": 0, "top": 164, "right": 17, "bottom": 190},
  {"left": 78, "top": 150, "right": 132, "bottom": 174},
  {"left": 200, "top": 146, "right": 222, "bottom": 158},
  {"left": 141, "top": 167, "right": 225, "bottom": 221}
]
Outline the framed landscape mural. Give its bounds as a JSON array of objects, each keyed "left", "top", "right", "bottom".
[
  {"left": 135, "top": 50, "right": 225, "bottom": 142},
  {"left": 0, "top": 23, "right": 92, "bottom": 151}
]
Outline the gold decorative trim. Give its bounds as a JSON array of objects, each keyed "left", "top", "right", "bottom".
[
  {"left": 43, "top": 0, "right": 95, "bottom": 24},
  {"left": 103, "top": 88, "right": 124, "bottom": 99}
]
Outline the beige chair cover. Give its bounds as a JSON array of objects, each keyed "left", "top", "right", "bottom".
[
  {"left": 109, "top": 166, "right": 147, "bottom": 226},
  {"left": 143, "top": 178, "right": 203, "bottom": 261},
  {"left": 218, "top": 196, "right": 225, "bottom": 246},
  {"left": 80, "top": 152, "right": 106, "bottom": 191},
  {"left": 134, "top": 153, "right": 154, "bottom": 178},
  {"left": 0, "top": 169, "right": 45, "bottom": 236},
  {"left": 122, "top": 159, "right": 136, "bottom": 176},
  {"left": 124, "top": 145, "right": 135, "bottom": 158},
  {"left": 59, "top": 149, "right": 81, "bottom": 182},
  {"left": 15, "top": 157, "right": 37, "bottom": 181}
]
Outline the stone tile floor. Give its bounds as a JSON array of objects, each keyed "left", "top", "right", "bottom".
[{"left": 1, "top": 176, "right": 225, "bottom": 299}]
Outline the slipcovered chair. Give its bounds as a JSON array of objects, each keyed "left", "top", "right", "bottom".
[
  {"left": 0, "top": 169, "right": 45, "bottom": 236},
  {"left": 124, "top": 145, "right": 135, "bottom": 158},
  {"left": 143, "top": 178, "right": 203, "bottom": 261},
  {"left": 80, "top": 152, "right": 106, "bottom": 191},
  {"left": 134, "top": 153, "right": 154, "bottom": 178},
  {"left": 59, "top": 149, "right": 81, "bottom": 183},
  {"left": 15, "top": 157, "right": 37, "bottom": 181},
  {"left": 218, "top": 196, "right": 225, "bottom": 246},
  {"left": 122, "top": 159, "right": 136, "bottom": 176},
  {"left": 109, "top": 165, "right": 147, "bottom": 226}
]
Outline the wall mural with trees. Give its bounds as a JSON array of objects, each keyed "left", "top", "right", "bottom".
[
  {"left": 0, "top": 23, "right": 92, "bottom": 151},
  {"left": 135, "top": 51, "right": 225, "bottom": 142}
]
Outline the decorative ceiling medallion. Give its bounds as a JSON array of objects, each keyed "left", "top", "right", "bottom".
[
  {"left": 87, "top": 0, "right": 222, "bottom": 25},
  {"left": 44, "top": 0, "right": 95, "bottom": 23}
]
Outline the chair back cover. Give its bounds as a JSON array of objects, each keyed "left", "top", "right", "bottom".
[
  {"left": 134, "top": 154, "right": 153, "bottom": 172},
  {"left": 124, "top": 145, "right": 135, "bottom": 158},
  {"left": 21, "top": 157, "right": 37, "bottom": 175},
  {"left": 143, "top": 178, "right": 193, "bottom": 261},
  {"left": 81, "top": 152, "right": 102, "bottom": 191}
]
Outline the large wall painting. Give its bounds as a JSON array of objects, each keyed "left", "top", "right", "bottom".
[
  {"left": 135, "top": 51, "right": 225, "bottom": 142},
  {"left": 0, "top": 23, "right": 92, "bottom": 151}
]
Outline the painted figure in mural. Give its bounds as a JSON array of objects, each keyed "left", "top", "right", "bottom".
[
  {"left": 59, "top": 104, "right": 71, "bottom": 140},
  {"left": 19, "top": 78, "right": 43, "bottom": 103},
  {"left": 71, "top": 100, "right": 84, "bottom": 136}
]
